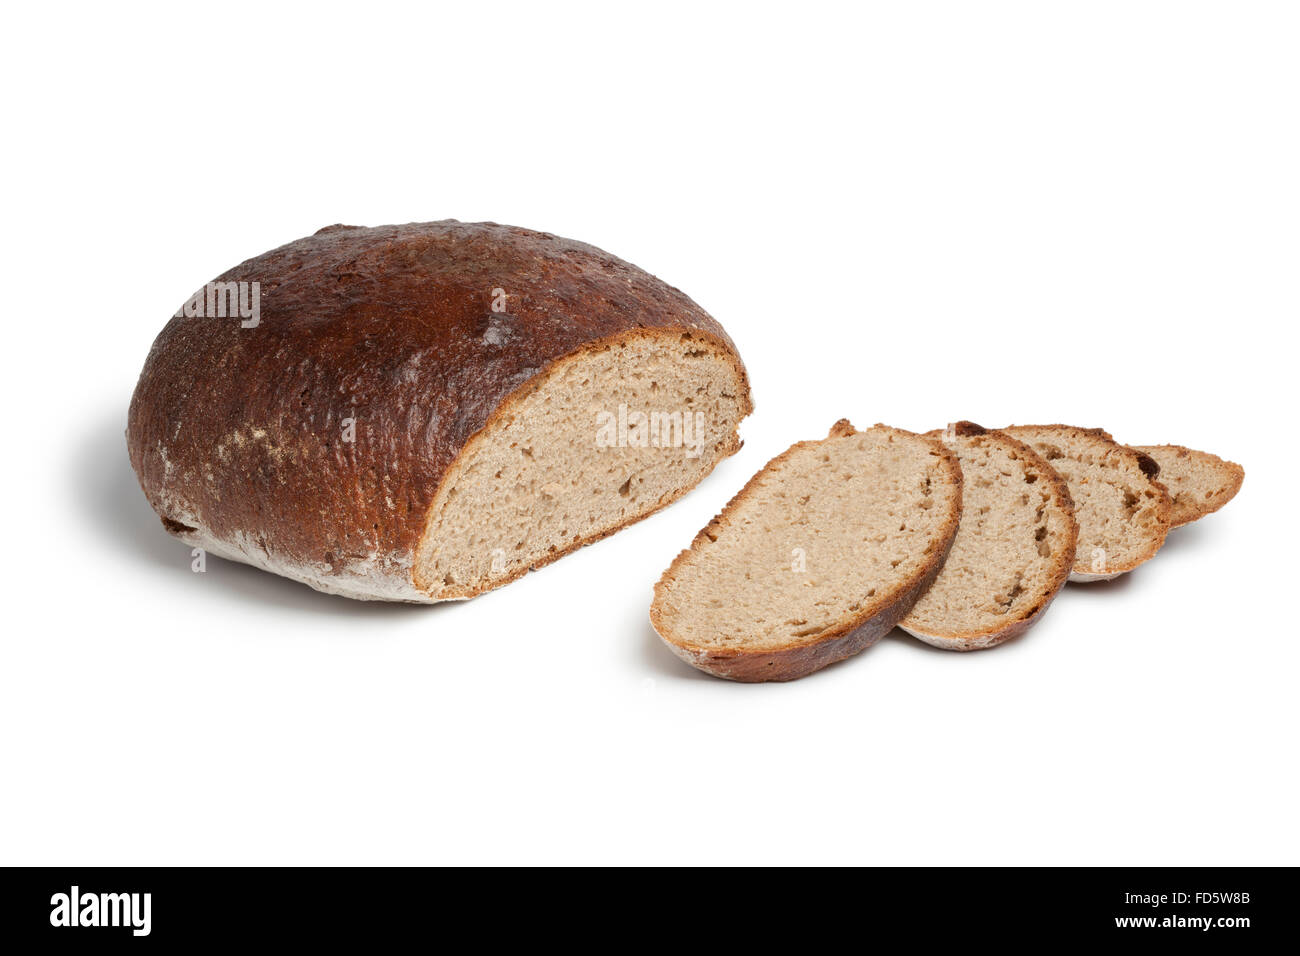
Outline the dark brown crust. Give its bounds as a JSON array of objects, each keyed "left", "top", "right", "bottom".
[
  {"left": 1129, "top": 444, "right": 1245, "bottom": 527},
  {"left": 127, "top": 221, "right": 753, "bottom": 600},
  {"left": 904, "top": 423, "right": 1078, "bottom": 650},
  {"left": 650, "top": 422, "right": 964, "bottom": 682},
  {"left": 1002, "top": 424, "right": 1173, "bottom": 577},
  {"left": 946, "top": 420, "right": 988, "bottom": 438}
]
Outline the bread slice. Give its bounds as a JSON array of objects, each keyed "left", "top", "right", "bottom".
[
  {"left": 1001, "top": 425, "right": 1171, "bottom": 582},
  {"left": 651, "top": 421, "right": 963, "bottom": 681},
  {"left": 900, "top": 423, "right": 1077, "bottom": 650},
  {"left": 1129, "top": 445, "right": 1243, "bottom": 527}
]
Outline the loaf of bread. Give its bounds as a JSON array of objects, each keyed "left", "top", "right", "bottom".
[
  {"left": 900, "top": 423, "right": 1077, "bottom": 650},
  {"left": 1129, "top": 444, "right": 1243, "bottom": 527},
  {"left": 651, "top": 421, "right": 962, "bottom": 681},
  {"left": 127, "top": 221, "right": 753, "bottom": 601},
  {"left": 1002, "top": 425, "right": 1171, "bottom": 582}
]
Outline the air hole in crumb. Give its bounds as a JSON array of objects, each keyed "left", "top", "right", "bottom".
[{"left": 1122, "top": 489, "right": 1139, "bottom": 518}]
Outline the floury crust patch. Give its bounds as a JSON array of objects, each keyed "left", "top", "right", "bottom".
[{"left": 49, "top": 885, "right": 151, "bottom": 937}]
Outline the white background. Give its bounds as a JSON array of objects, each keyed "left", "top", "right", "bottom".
[{"left": 3, "top": 1, "right": 1296, "bottom": 865}]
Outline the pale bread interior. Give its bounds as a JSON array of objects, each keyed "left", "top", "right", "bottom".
[
  {"left": 902, "top": 429, "right": 1075, "bottom": 645},
  {"left": 1004, "top": 426, "right": 1169, "bottom": 577},
  {"left": 414, "top": 334, "right": 748, "bottom": 599},
  {"left": 653, "top": 426, "right": 960, "bottom": 654},
  {"left": 1131, "top": 445, "right": 1243, "bottom": 527}
]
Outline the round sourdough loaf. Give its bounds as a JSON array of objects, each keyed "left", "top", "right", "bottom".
[{"left": 128, "top": 221, "right": 753, "bottom": 601}]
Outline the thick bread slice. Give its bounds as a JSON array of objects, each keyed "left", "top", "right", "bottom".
[
  {"left": 1129, "top": 445, "right": 1243, "bottom": 527},
  {"left": 900, "top": 422, "right": 1077, "bottom": 650},
  {"left": 1002, "top": 425, "right": 1171, "bottom": 582},
  {"left": 651, "top": 421, "right": 963, "bottom": 682},
  {"left": 127, "top": 221, "right": 753, "bottom": 602}
]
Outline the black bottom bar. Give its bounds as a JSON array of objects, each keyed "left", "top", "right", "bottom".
[{"left": 0, "top": 866, "right": 1288, "bottom": 945}]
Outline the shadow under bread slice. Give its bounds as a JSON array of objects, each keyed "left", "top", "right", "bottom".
[
  {"left": 900, "top": 422, "right": 1077, "bottom": 651},
  {"left": 651, "top": 420, "right": 963, "bottom": 682}
]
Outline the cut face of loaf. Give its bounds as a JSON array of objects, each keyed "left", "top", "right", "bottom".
[
  {"left": 127, "top": 221, "right": 753, "bottom": 601},
  {"left": 1129, "top": 445, "right": 1243, "bottom": 527},
  {"left": 900, "top": 423, "right": 1077, "bottom": 650},
  {"left": 1002, "top": 425, "right": 1171, "bottom": 582},
  {"left": 651, "top": 421, "right": 963, "bottom": 682},
  {"left": 414, "top": 334, "right": 749, "bottom": 598}
]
